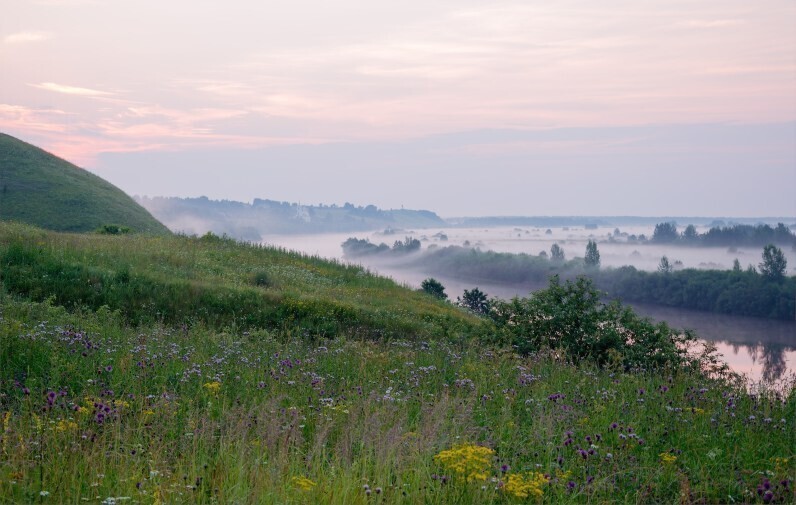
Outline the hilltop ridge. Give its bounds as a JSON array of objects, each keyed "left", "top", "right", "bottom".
[{"left": 0, "top": 133, "right": 169, "bottom": 234}]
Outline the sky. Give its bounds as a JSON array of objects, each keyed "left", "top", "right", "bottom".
[{"left": 1, "top": 0, "right": 795, "bottom": 217}]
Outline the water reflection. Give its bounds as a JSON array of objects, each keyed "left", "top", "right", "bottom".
[{"left": 627, "top": 303, "right": 796, "bottom": 383}]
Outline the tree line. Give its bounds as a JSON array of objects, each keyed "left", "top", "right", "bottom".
[
  {"left": 652, "top": 221, "right": 796, "bottom": 247},
  {"left": 411, "top": 241, "right": 794, "bottom": 320}
]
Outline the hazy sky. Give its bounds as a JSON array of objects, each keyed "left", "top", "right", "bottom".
[{"left": 2, "top": 0, "right": 795, "bottom": 216}]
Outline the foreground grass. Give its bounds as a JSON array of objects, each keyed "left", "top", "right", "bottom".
[{"left": 1, "top": 297, "right": 793, "bottom": 504}]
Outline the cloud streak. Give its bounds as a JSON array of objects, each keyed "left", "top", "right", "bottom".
[
  {"left": 3, "top": 31, "right": 52, "bottom": 44},
  {"left": 31, "top": 82, "right": 115, "bottom": 97}
]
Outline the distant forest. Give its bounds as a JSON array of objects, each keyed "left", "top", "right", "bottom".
[
  {"left": 342, "top": 239, "right": 796, "bottom": 320},
  {"left": 135, "top": 196, "right": 444, "bottom": 239},
  {"left": 650, "top": 222, "right": 796, "bottom": 247}
]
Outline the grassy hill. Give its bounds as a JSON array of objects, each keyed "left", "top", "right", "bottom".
[
  {"left": 0, "top": 221, "right": 480, "bottom": 338},
  {"left": 0, "top": 133, "right": 169, "bottom": 234}
]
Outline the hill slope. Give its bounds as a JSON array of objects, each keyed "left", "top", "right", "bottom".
[
  {"left": 0, "top": 133, "right": 169, "bottom": 234},
  {"left": 0, "top": 221, "right": 480, "bottom": 337}
]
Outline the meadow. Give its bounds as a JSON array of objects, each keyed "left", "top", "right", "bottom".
[{"left": 0, "top": 223, "right": 794, "bottom": 503}]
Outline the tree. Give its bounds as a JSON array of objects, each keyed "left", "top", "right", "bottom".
[
  {"left": 682, "top": 224, "right": 698, "bottom": 242},
  {"left": 584, "top": 240, "right": 600, "bottom": 268},
  {"left": 550, "top": 243, "right": 565, "bottom": 261},
  {"left": 652, "top": 222, "right": 678, "bottom": 243},
  {"left": 732, "top": 258, "right": 742, "bottom": 272},
  {"left": 392, "top": 237, "right": 421, "bottom": 254},
  {"left": 420, "top": 278, "right": 448, "bottom": 300},
  {"left": 658, "top": 255, "right": 672, "bottom": 274},
  {"left": 457, "top": 287, "right": 490, "bottom": 315},
  {"left": 759, "top": 244, "right": 787, "bottom": 280}
]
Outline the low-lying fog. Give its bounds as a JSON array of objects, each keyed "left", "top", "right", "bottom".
[
  {"left": 261, "top": 225, "right": 796, "bottom": 384},
  {"left": 262, "top": 225, "right": 796, "bottom": 273}
]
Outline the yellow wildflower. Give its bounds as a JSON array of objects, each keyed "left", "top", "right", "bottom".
[
  {"left": 292, "top": 475, "right": 316, "bottom": 491},
  {"left": 555, "top": 469, "right": 572, "bottom": 482},
  {"left": 660, "top": 452, "right": 677, "bottom": 464},
  {"left": 434, "top": 443, "right": 495, "bottom": 482},
  {"left": 771, "top": 457, "right": 789, "bottom": 473},
  {"left": 503, "top": 472, "right": 548, "bottom": 499},
  {"left": 203, "top": 382, "right": 222, "bottom": 395},
  {"left": 2, "top": 411, "right": 10, "bottom": 454},
  {"left": 54, "top": 419, "right": 78, "bottom": 432}
]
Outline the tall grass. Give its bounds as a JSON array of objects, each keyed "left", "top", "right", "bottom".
[{"left": 0, "top": 296, "right": 793, "bottom": 503}]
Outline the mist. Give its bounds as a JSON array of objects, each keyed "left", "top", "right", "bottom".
[{"left": 263, "top": 224, "right": 796, "bottom": 281}]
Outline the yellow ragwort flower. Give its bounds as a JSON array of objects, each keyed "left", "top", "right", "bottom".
[
  {"left": 203, "top": 382, "right": 222, "bottom": 395},
  {"left": 54, "top": 419, "right": 78, "bottom": 432},
  {"left": 503, "top": 472, "right": 548, "bottom": 499},
  {"left": 292, "top": 475, "right": 317, "bottom": 491},
  {"left": 434, "top": 443, "right": 495, "bottom": 482}
]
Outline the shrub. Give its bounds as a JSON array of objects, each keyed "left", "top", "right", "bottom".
[
  {"left": 96, "top": 224, "right": 131, "bottom": 235},
  {"left": 251, "top": 270, "right": 272, "bottom": 287},
  {"left": 490, "top": 276, "right": 693, "bottom": 370}
]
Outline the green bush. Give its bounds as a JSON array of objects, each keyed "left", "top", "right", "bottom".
[{"left": 490, "top": 276, "right": 694, "bottom": 370}]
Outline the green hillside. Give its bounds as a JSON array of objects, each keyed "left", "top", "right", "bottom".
[
  {"left": 0, "top": 221, "right": 480, "bottom": 337},
  {"left": 0, "top": 133, "right": 169, "bottom": 234}
]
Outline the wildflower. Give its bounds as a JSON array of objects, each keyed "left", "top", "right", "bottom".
[
  {"left": 203, "top": 382, "right": 221, "bottom": 395},
  {"left": 55, "top": 419, "right": 78, "bottom": 432},
  {"left": 434, "top": 443, "right": 495, "bottom": 481},
  {"left": 659, "top": 452, "right": 677, "bottom": 464},
  {"left": 503, "top": 472, "right": 547, "bottom": 499},
  {"left": 292, "top": 475, "right": 316, "bottom": 491}
]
